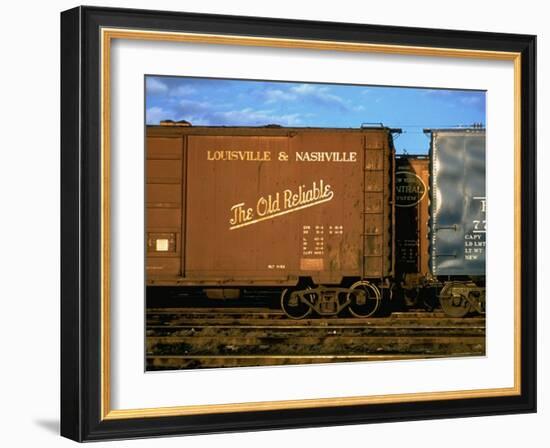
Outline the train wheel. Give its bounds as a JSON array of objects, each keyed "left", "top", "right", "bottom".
[
  {"left": 280, "top": 288, "right": 312, "bottom": 320},
  {"left": 439, "top": 282, "right": 472, "bottom": 317},
  {"left": 347, "top": 281, "right": 381, "bottom": 318}
]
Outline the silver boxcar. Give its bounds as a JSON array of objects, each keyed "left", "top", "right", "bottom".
[{"left": 428, "top": 128, "right": 486, "bottom": 276}]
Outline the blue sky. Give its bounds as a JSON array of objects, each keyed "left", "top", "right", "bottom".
[{"left": 145, "top": 76, "right": 485, "bottom": 154}]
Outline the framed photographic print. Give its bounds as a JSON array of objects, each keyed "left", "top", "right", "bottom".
[{"left": 60, "top": 5, "right": 537, "bottom": 441}]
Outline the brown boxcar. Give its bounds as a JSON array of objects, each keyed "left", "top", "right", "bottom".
[
  {"left": 394, "top": 155, "right": 431, "bottom": 308},
  {"left": 146, "top": 124, "right": 395, "bottom": 317},
  {"left": 395, "top": 155, "right": 430, "bottom": 278}
]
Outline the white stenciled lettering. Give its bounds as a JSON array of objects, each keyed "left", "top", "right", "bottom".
[
  {"left": 229, "top": 180, "right": 334, "bottom": 230},
  {"left": 206, "top": 149, "right": 359, "bottom": 163},
  {"left": 207, "top": 150, "right": 271, "bottom": 161},
  {"left": 257, "top": 193, "right": 281, "bottom": 217},
  {"left": 283, "top": 180, "right": 334, "bottom": 209},
  {"left": 229, "top": 203, "right": 253, "bottom": 226},
  {"left": 295, "top": 151, "right": 357, "bottom": 162}
]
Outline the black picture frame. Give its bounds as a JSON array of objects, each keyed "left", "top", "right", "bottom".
[{"left": 61, "top": 5, "right": 536, "bottom": 442}]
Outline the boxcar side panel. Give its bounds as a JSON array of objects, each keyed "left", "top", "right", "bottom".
[
  {"left": 146, "top": 136, "right": 184, "bottom": 278},
  {"left": 430, "top": 130, "right": 486, "bottom": 276},
  {"left": 184, "top": 132, "right": 366, "bottom": 285},
  {"left": 395, "top": 156, "right": 430, "bottom": 277},
  {"left": 363, "top": 131, "right": 394, "bottom": 278}
]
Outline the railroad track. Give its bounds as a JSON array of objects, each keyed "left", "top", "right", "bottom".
[{"left": 146, "top": 307, "right": 486, "bottom": 370}]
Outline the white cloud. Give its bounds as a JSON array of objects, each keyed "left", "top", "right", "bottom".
[
  {"left": 217, "top": 107, "right": 303, "bottom": 126},
  {"left": 178, "top": 99, "right": 215, "bottom": 115},
  {"left": 291, "top": 84, "right": 317, "bottom": 95},
  {"left": 169, "top": 85, "right": 197, "bottom": 97},
  {"left": 255, "top": 83, "right": 369, "bottom": 114},
  {"left": 146, "top": 106, "right": 171, "bottom": 124},
  {"left": 146, "top": 78, "right": 168, "bottom": 94},
  {"left": 289, "top": 84, "right": 355, "bottom": 111},
  {"left": 264, "top": 89, "right": 297, "bottom": 103},
  {"left": 172, "top": 98, "right": 304, "bottom": 126}
]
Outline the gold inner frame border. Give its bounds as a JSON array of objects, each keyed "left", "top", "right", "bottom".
[{"left": 100, "top": 27, "right": 522, "bottom": 420}]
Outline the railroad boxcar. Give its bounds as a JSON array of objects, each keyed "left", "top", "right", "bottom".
[
  {"left": 394, "top": 155, "right": 433, "bottom": 308},
  {"left": 146, "top": 123, "right": 397, "bottom": 318},
  {"left": 426, "top": 128, "right": 486, "bottom": 316}
]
